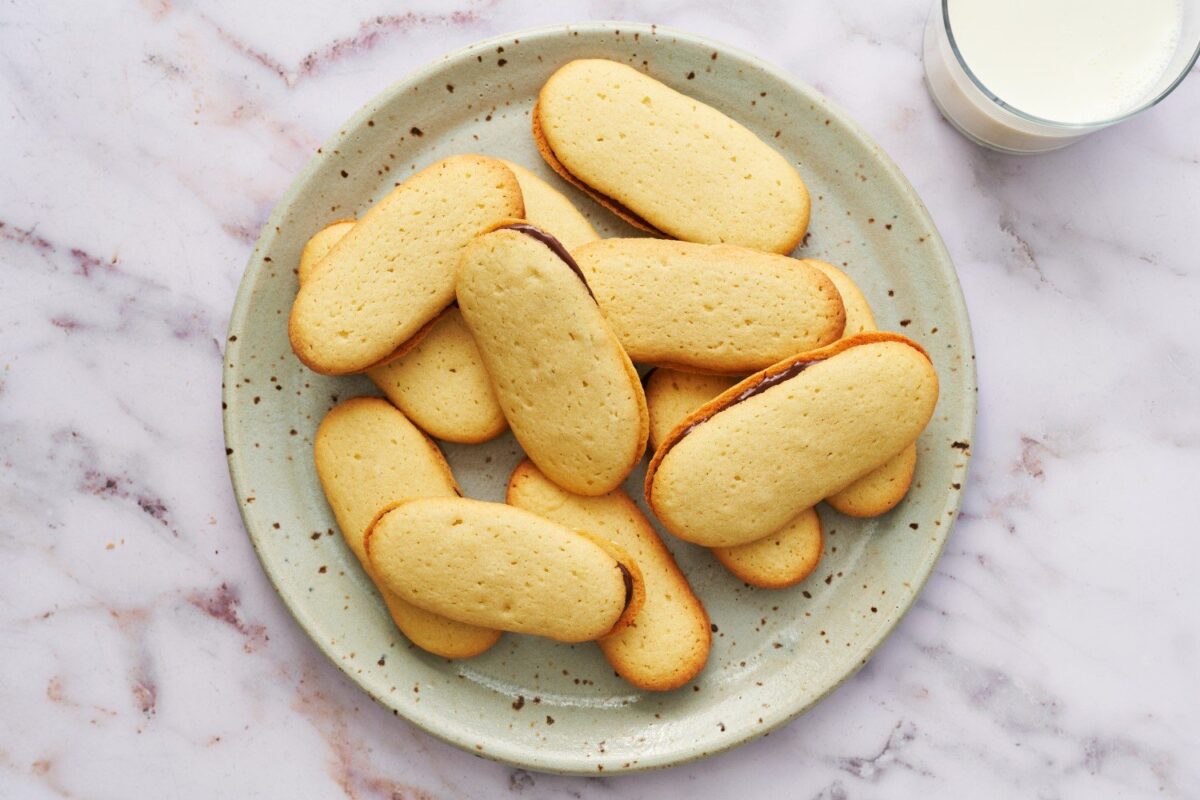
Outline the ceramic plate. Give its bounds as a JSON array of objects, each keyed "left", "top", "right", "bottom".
[{"left": 223, "top": 22, "right": 976, "bottom": 774}]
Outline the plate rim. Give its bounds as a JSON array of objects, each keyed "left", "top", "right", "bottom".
[{"left": 223, "top": 19, "right": 977, "bottom": 774}]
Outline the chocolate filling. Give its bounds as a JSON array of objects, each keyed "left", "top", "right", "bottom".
[
  {"left": 557, "top": 173, "right": 667, "bottom": 237},
  {"left": 661, "top": 358, "right": 819, "bottom": 459},
  {"left": 617, "top": 562, "right": 634, "bottom": 609},
  {"left": 499, "top": 223, "right": 596, "bottom": 301}
]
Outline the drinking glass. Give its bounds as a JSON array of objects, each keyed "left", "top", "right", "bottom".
[{"left": 923, "top": 0, "right": 1200, "bottom": 153}]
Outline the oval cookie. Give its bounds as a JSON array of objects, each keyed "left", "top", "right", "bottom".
[
  {"left": 297, "top": 219, "right": 355, "bottom": 285},
  {"left": 313, "top": 398, "right": 500, "bottom": 658},
  {"left": 289, "top": 155, "right": 523, "bottom": 375},
  {"left": 366, "top": 497, "right": 642, "bottom": 643},
  {"left": 711, "top": 508, "right": 823, "bottom": 589},
  {"left": 534, "top": 59, "right": 810, "bottom": 253},
  {"left": 826, "top": 443, "right": 918, "bottom": 517},
  {"left": 647, "top": 257, "right": 920, "bottom": 519},
  {"left": 296, "top": 220, "right": 506, "bottom": 444},
  {"left": 367, "top": 307, "right": 508, "bottom": 444},
  {"left": 499, "top": 159, "right": 599, "bottom": 251},
  {"left": 646, "top": 333, "right": 940, "bottom": 547},
  {"left": 457, "top": 224, "right": 648, "bottom": 496},
  {"left": 645, "top": 368, "right": 823, "bottom": 586},
  {"left": 801, "top": 261, "right": 918, "bottom": 516},
  {"left": 575, "top": 239, "right": 845, "bottom": 373},
  {"left": 507, "top": 460, "right": 710, "bottom": 691}
]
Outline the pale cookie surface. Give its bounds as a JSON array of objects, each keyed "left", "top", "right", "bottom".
[
  {"left": 289, "top": 155, "right": 523, "bottom": 375},
  {"left": 647, "top": 334, "right": 939, "bottom": 547},
  {"left": 507, "top": 460, "right": 710, "bottom": 691},
  {"left": 803, "top": 259, "right": 877, "bottom": 336},
  {"left": 575, "top": 240, "right": 845, "bottom": 373},
  {"left": 802, "top": 261, "right": 917, "bottom": 516},
  {"left": 457, "top": 225, "right": 647, "bottom": 496},
  {"left": 535, "top": 59, "right": 810, "bottom": 253},
  {"left": 645, "top": 369, "right": 739, "bottom": 453},
  {"left": 826, "top": 443, "right": 918, "bottom": 517},
  {"left": 298, "top": 219, "right": 507, "bottom": 444},
  {"left": 645, "top": 369, "right": 825, "bottom": 587},
  {"left": 712, "top": 507, "right": 823, "bottom": 589},
  {"left": 298, "top": 219, "right": 356, "bottom": 285},
  {"left": 313, "top": 398, "right": 500, "bottom": 658},
  {"left": 367, "top": 307, "right": 508, "bottom": 444},
  {"left": 366, "top": 497, "right": 637, "bottom": 643},
  {"left": 499, "top": 160, "right": 599, "bottom": 251},
  {"left": 648, "top": 264, "right": 917, "bottom": 519}
]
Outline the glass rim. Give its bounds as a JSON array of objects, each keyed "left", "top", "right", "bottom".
[{"left": 940, "top": 0, "right": 1200, "bottom": 129}]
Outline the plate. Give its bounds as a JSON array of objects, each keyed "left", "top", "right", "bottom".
[{"left": 223, "top": 22, "right": 976, "bottom": 774}]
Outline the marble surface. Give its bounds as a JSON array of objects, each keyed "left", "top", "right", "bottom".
[{"left": 2, "top": 1, "right": 1197, "bottom": 797}]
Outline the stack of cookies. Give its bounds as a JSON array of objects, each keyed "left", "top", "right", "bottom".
[{"left": 289, "top": 59, "right": 939, "bottom": 692}]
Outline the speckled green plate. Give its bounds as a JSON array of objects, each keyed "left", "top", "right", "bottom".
[{"left": 223, "top": 22, "right": 976, "bottom": 775}]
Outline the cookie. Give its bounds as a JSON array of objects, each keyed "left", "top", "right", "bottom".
[
  {"left": 646, "top": 333, "right": 940, "bottom": 547},
  {"left": 295, "top": 218, "right": 506, "bottom": 445},
  {"left": 644, "top": 369, "right": 822, "bottom": 587},
  {"left": 506, "top": 459, "right": 710, "bottom": 691},
  {"left": 499, "top": 160, "right": 599, "bottom": 251},
  {"left": 646, "top": 362, "right": 917, "bottom": 521},
  {"left": 366, "top": 307, "right": 508, "bottom": 444},
  {"left": 534, "top": 59, "right": 810, "bottom": 253},
  {"left": 313, "top": 398, "right": 500, "bottom": 658},
  {"left": 457, "top": 223, "right": 648, "bottom": 495},
  {"left": 801, "top": 261, "right": 919, "bottom": 516},
  {"left": 711, "top": 507, "right": 823, "bottom": 589},
  {"left": 826, "top": 443, "right": 918, "bottom": 517},
  {"left": 803, "top": 259, "right": 877, "bottom": 336},
  {"left": 645, "top": 370, "right": 739, "bottom": 453},
  {"left": 574, "top": 239, "right": 845, "bottom": 373},
  {"left": 289, "top": 155, "right": 523, "bottom": 375},
  {"left": 297, "top": 219, "right": 355, "bottom": 285},
  {"left": 646, "top": 258, "right": 919, "bottom": 518},
  {"left": 366, "top": 497, "right": 643, "bottom": 643}
]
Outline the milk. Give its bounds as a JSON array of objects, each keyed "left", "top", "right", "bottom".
[{"left": 924, "top": 0, "right": 1185, "bottom": 152}]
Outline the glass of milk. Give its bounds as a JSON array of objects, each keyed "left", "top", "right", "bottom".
[{"left": 924, "top": 0, "right": 1200, "bottom": 153}]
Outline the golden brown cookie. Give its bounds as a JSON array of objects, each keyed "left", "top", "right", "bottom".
[
  {"left": 645, "top": 369, "right": 739, "bottom": 453},
  {"left": 574, "top": 239, "right": 845, "bottom": 374},
  {"left": 289, "top": 155, "right": 523, "bottom": 375},
  {"left": 297, "top": 219, "right": 355, "bottom": 285},
  {"left": 366, "top": 307, "right": 508, "bottom": 444},
  {"left": 711, "top": 508, "right": 823, "bottom": 589},
  {"left": 313, "top": 398, "right": 500, "bottom": 658},
  {"left": 366, "top": 497, "right": 643, "bottom": 643},
  {"left": 535, "top": 59, "right": 810, "bottom": 253},
  {"left": 507, "top": 459, "right": 710, "bottom": 690},
  {"left": 646, "top": 333, "right": 939, "bottom": 547},
  {"left": 295, "top": 218, "right": 507, "bottom": 443},
  {"left": 457, "top": 224, "right": 648, "bottom": 495}
]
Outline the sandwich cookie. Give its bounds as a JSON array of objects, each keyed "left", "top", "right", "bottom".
[
  {"left": 296, "top": 222, "right": 507, "bottom": 444},
  {"left": 535, "top": 59, "right": 810, "bottom": 253},
  {"left": 457, "top": 223, "right": 648, "bottom": 496},
  {"left": 646, "top": 333, "right": 939, "bottom": 547},
  {"left": 574, "top": 239, "right": 845, "bottom": 373},
  {"left": 297, "top": 219, "right": 355, "bottom": 285},
  {"left": 289, "top": 155, "right": 523, "bottom": 375},
  {"left": 507, "top": 460, "right": 710, "bottom": 690},
  {"left": 313, "top": 398, "right": 500, "bottom": 658},
  {"left": 366, "top": 497, "right": 643, "bottom": 643}
]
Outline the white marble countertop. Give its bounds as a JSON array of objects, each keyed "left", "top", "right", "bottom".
[{"left": 3, "top": 1, "right": 1198, "bottom": 797}]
